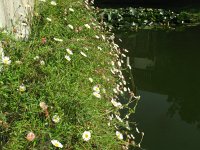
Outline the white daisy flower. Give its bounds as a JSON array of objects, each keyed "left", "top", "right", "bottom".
[
  {"left": 65, "top": 55, "right": 71, "bottom": 61},
  {"left": 84, "top": 24, "right": 91, "bottom": 29},
  {"left": 34, "top": 56, "right": 39, "bottom": 60},
  {"left": 93, "top": 85, "right": 100, "bottom": 93},
  {"left": 113, "top": 88, "right": 118, "bottom": 94},
  {"left": 82, "top": 131, "right": 91, "bottom": 141},
  {"left": 124, "top": 49, "right": 129, "bottom": 52},
  {"left": 53, "top": 38, "right": 63, "bottom": 42},
  {"left": 111, "top": 98, "right": 122, "bottom": 108},
  {"left": 52, "top": 114, "right": 60, "bottom": 123},
  {"left": 117, "top": 61, "right": 121, "bottom": 67},
  {"left": 66, "top": 48, "right": 73, "bottom": 55},
  {"left": 50, "top": 1, "right": 57, "bottom": 6},
  {"left": 97, "top": 46, "right": 102, "bottom": 51},
  {"left": 123, "top": 80, "right": 126, "bottom": 85},
  {"left": 109, "top": 114, "right": 113, "bottom": 121},
  {"left": 131, "top": 134, "right": 135, "bottom": 139},
  {"left": 136, "top": 127, "right": 140, "bottom": 133},
  {"left": 19, "top": 84, "right": 26, "bottom": 92},
  {"left": 111, "top": 61, "right": 115, "bottom": 66},
  {"left": 116, "top": 131, "right": 123, "bottom": 140},
  {"left": 122, "top": 53, "right": 126, "bottom": 57},
  {"left": 115, "top": 114, "right": 123, "bottom": 122},
  {"left": 110, "top": 69, "right": 115, "bottom": 75},
  {"left": 88, "top": 78, "right": 93, "bottom": 83},
  {"left": 101, "top": 35, "right": 106, "bottom": 40},
  {"left": 26, "top": 132, "right": 35, "bottom": 141},
  {"left": 80, "top": 51, "right": 87, "bottom": 57},
  {"left": 39, "top": 101, "right": 48, "bottom": 110},
  {"left": 21, "top": 22, "right": 27, "bottom": 26},
  {"left": 95, "top": 35, "right": 100, "bottom": 39},
  {"left": 69, "top": 8, "right": 74, "bottom": 12},
  {"left": 123, "top": 87, "right": 127, "bottom": 92},
  {"left": 67, "top": 24, "right": 74, "bottom": 30},
  {"left": 46, "top": 17, "right": 52, "bottom": 22},
  {"left": 40, "top": 60, "right": 45, "bottom": 65},
  {"left": 93, "top": 92, "right": 101, "bottom": 98},
  {"left": 51, "top": 140, "right": 63, "bottom": 148},
  {"left": 2, "top": 56, "right": 11, "bottom": 65}
]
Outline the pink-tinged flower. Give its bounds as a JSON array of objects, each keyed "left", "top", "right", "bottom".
[
  {"left": 39, "top": 102, "right": 48, "bottom": 111},
  {"left": 26, "top": 132, "right": 35, "bottom": 141},
  {"left": 41, "top": 37, "right": 46, "bottom": 44}
]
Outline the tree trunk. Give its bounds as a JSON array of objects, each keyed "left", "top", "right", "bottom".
[{"left": 0, "top": 0, "right": 34, "bottom": 39}]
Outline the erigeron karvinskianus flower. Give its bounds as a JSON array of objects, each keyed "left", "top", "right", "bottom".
[
  {"left": 34, "top": 56, "right": 39, "bottom": 60},
  {"left": 82, "top": 131, "right": 91, "bottom": 141},
  {"left": 84, "top": 24, "right": 91, "bottom": 29},
  {"left": 116, "top": 131, "right": 123, "bottom": 140},
  {"left": 88, "top": 78, "right": 93, "bottom": 83},
  {"left": 111, "top": 98, "right": 122, "bottom": 109},
  {"left": 52, "top": 114, "right": 60, "bottom": 123},
  {"left": 95, "top": 35, "right": 100, "bottom": 39},
  {"left": 39, "top": 102, "right": 48, "bottom": 111},
  {"left": 93, "top": 92, "right": 101, "bottom": 98},
  {"left": 19, "top": 84, "right": 26, "bottom": 92},
  {"left": 68, "top": 24, "right": 74, "bottom": 30},
  {"left": 26, "top": 132, "right": 35, "bottom": 141},
  {"left": 69, "top": 8, "right": 74, "bottom": 12},
  {"left": 80, "top": 51, "right": 87, "bottom": 57},
  {"left": 65, "top": 55, "right": 71, "bottom": 61},
  {"left": 53, "top": 38, "right": 63, "bottom": 42},
  {"left": 93, "top": 85, "right": 100, "bottom": 93},
  {"left": 41, "top": 37, "right": 47, "bottom": 44},
  {"left": 51, "top": 140, "right": 63, "bottom": 148},
  {"left": 101, "top": 35, "right": 106, "bottom": 40},
  {"left": 97, "top": 46, "right": 102, "bottom": 51},
  {"left": 115, "top": 114, "right": 123, "bottom": 122},
  {"left": 39, "top": 101, "right": 49, "bottom": 117},
  {"left": 40, "top": 60, "right": 45, "bottom": 65},
  {"left": 46, "top": 17, "right": 52, "bottom": 22},
  {"left": 50, "top": 1, "right": 57, "bottom": 6},
  {"left": 2, "top": 56, "right": 11, "bottom": 65},
  {"left": 66, "top": 48, "right": 73, "bottom": 55}
]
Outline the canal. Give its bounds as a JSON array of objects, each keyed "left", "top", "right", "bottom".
[{"left": 116, "top": 25, "right": 200, "bottom": 150}]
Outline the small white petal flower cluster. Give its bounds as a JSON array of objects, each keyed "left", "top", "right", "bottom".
[
  {"left": 68, "top": 24, "right": 74, "bottom": 30},
  {"left": 93, "top": 85, "right": 101, "bottom": 98},
  {"left": 50, "top": 1, "right": 57, "bottom": 6},
  {"left": 80, "top": 51, "right": 87, "bottom": 57},
  {"left": 52, "top": 114, "right": 60, "bottom": 123},
  {"left": 54, "top": 37, "right": 63, "bottom": 42},
  {"left": 82, "top": 131, "right": 91, "bottom": 141},
  {"left": 65, "top": 48, "right": 73, "bottom": 62}
]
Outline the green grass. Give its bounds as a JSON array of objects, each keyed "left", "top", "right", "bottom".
[{"left": 0, "top": 0, "right": 137, "bottom": 149}]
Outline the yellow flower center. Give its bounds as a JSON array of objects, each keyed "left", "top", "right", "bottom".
[
  {"left": 55, "top": 143, "right": 59, "bottom": 147},
  {"left": 85, "top": 134, "right": 89, "bottom": 138}
]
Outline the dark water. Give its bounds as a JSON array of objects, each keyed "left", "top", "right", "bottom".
[{"left": 116, "top": 26, "right": 200, "bottom": 150}]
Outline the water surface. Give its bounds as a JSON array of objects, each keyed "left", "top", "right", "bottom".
[{"left": 116, "top": 26, "right": 200, "bottom": 150}]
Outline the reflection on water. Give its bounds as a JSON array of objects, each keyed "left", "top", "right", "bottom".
[{"left": 116, "top": 26, "right": 200, "bottom": 150}]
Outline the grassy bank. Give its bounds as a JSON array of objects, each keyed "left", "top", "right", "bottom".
[{"left": 0, "top": 0, "right": 138, "bottom": 149}]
